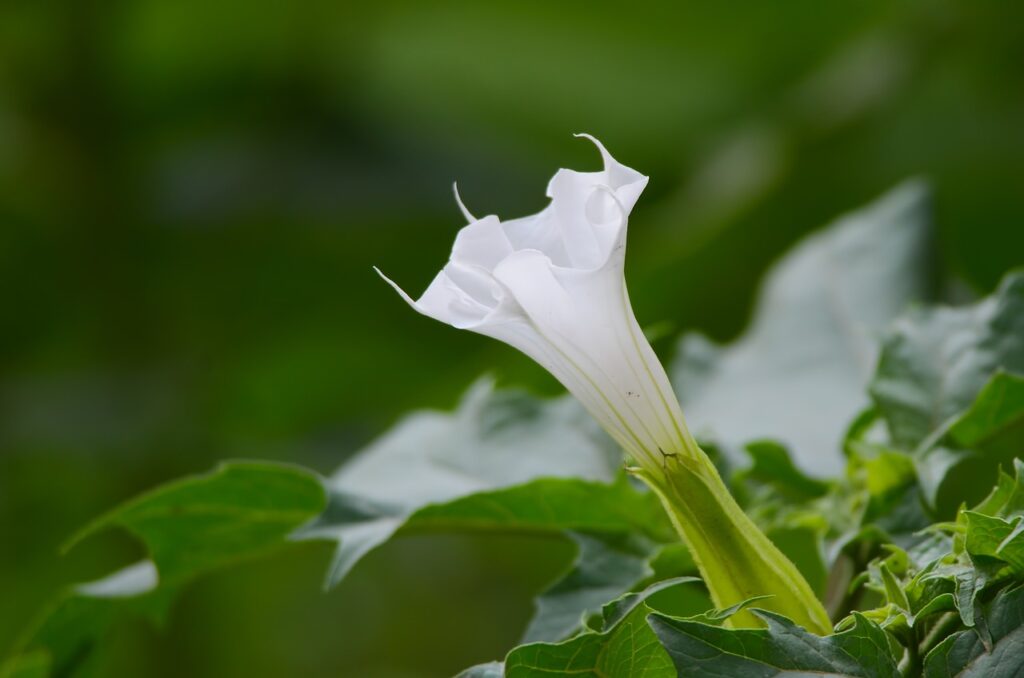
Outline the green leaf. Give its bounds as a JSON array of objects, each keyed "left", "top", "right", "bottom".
[
  {"left": 522, "top": 532, "right": 653, "bottom": 644},
  {"left": 504, "top": 578, "right": 700, "bottom": 678},
  {"left": 7, "top": 565, "right": 178, "bottom": 678},
  {"left": 408, "top": 476, "right": 670, "bottom": 540},
  {"left": 963, "top": 512, "right": 1024, "bottom": 574},
  {"left": 916, "top": 371, "right": 1024, "bottom": 512},
  {"left": 737, "top": 440, "right": 830, "bottom": 501},
  {"left": 870, "top": 270, "right": 1024, "bottom": 451},
  {"left": 850, "top": 460, "right": 1024, "bottom": 642},
  {"left": 947, "top": 371, "right": 1024, "bottom": 450},
  {"left": 879, "top": 562, "right": 911, "bottom": 612},
  {"left": 972, "top": 459, "right": 1024, "bottom": 518},
  {"left": 650, "top": 610, "right": 900, "bottom": 678},
  {"left": 6, "top": 462, "right": 325, "bottom": 677},
  {"left": 294, "top": 381, "right": 674, "bottom": 588},
  {"left": 66, "top": 461, "right": 326, "bottom": 580},
  {"left": 672, "top": 182, "right": 933, "bottom": 478},
  {"left": 915, "top": 446, "right": 976, "bottom": 512},
  {"left": 923, "top": 583, "right": 1024, "bottom": 677}
]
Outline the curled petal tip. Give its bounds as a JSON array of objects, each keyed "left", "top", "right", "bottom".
[
  {"left": 374, "top": 266, "right": 418, "bottom": 307},
  {"left": 572, "top": 133, "right": 612, "bottom": 166},
  {"left": 452, "top": 182, "right": 476, "bottom": 223}
]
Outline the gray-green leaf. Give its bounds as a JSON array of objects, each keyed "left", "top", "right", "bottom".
[
  {"left": 673, "top": 181, "right": 933, "bottom": 478},
  {"left": 522, "top": 532, "right": 654, "bottom": 644},
  {"left": 870, "top": 270, "right": 1024, "bottom": 451},
  {"left": 295, "top": 381, "right": 674, "bottom": 588}
]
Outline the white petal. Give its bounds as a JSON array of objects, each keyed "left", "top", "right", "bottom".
[
  {"left": 491, "top": 249, "right": 689, "bottom": 465},
  {"left": 376, "top": 266, "right": 491, "bottom": 329},
  {"left": 573, "top": 133, "right": 648, "bottom": 207},
  {"left": 538, "top": 135, "right": 648, "bottom": 270},
  {"left": 450, "top": 215, "right": 513, "bottom": 271},
  {"left": 453, "top": 182, "right": 476, "bottom": 223},
  {"left": 500, "top": 208, "right": 574, "bottom": 267}
]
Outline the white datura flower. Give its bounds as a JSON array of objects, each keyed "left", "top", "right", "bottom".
[
  {"left": 377, "top": 135, "right": 699, "bottom": 471},
  {"left": 378, "top": 136, "right": 834, "bottom": 635}
]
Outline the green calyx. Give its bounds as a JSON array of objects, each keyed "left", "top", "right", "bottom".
[{"left": 635, "top": 449, "right": 832, "bottom": 635}]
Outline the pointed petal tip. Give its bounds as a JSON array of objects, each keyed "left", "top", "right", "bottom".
[
  {"left": 373, "top": 266, "right": 418, "bottom": 307},
  {"left": 573, "top": 132, "right": 602, "bottom": 150},
  {"left": 452, "top": 182, "right": 476, "bottom": 223}
]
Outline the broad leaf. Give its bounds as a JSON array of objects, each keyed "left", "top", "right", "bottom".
[
  {"left": 67, "top": 461, "right": 326, "bottom": 580},
  {"left": 963, "top": 512, "right": 1024, "bottom": 575},
  {"left": 973, "top": 459, "right": 1024, "bottom": 518},
  {"left": 295, "top": 380, "right": 674, "bottom": 588},
  {"left": 504, "top": 578, "right": 700, "bottom": 678},
  {"left": 522, "top": 532, "right": 653, "bottom": 644},
  {"left": 673, "top": 181, "right": 932, "bottom": 477},
  {"left": 651, "top": 610, "right": 899, "bottom": 678},
  {"left": 5, "top": 462, "right": 325, "bottom": 677},
  {"left": 923, "top": 584, "right": 1024, "bottom": 678},
  {"left": 948, "top": 371, "right": 1024, "bottom": 450},
  {"left": 916, "top": 371, "right": 1024, "bottom": 511},
  {"left": 870, "top": 270, "right": 1024, "bottom": 450}
]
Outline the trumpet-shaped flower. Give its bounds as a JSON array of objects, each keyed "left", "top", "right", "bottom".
[
  {"left": 377, "top": 134, "right": 699, "bottom": 473},
  {"left": 378, "top": 136, "right": 832, "bottom": 634}
]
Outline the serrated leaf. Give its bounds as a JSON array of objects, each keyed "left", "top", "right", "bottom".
[
  {"left": 870, "top": 270, "right": 1024, "bottom": 451},
  {"left": 294, "top": 381, "right": 674, "bottom": 588},
  {"left": 650, "top": 610, "right": 899, "bottom": 678},
  {"left": 972, "top": 459, "right": 1024, "bottom": 518},
  {"left": 683, "top": 595, "right": 775, "bottom": 626},
  {"left": 916, "top": 371, "right": 1024, "bottom": 512},
  {"left": 963, "top": 512, "right": 1024, "bottom": 574},
  {"left": 923, "top": 583, "right": 1024, "bottom": 677},
  {"left": 5, "top": 462, "right": 325, "bottom": 677},
  {"left": 673, "top": 182, "right": 932, "bottom": 477},
  {"left": 67, "top": 462, "right": 326, "bottom": 580},
  {"left": 504, "top": 578, "right": 700, "bottom": 678},
  {"left": 522, "top": 532, "right": 653, "bottom": 644}
]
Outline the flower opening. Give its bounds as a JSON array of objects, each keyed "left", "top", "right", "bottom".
[{"left": 376, "top": 135, "right": 700, "bottom": 471}]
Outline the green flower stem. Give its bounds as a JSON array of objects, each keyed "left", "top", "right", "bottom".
[{"left": 635, "top": 449, "right": 832, "bottom": 635}]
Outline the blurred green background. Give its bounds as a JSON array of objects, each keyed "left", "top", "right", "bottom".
[{"left": 2, "top": 1, "right": 1023, "bottom": 675}]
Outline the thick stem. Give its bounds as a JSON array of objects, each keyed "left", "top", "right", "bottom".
[{"left": 637, "top": 450, "right": 832, "bottom": 635}]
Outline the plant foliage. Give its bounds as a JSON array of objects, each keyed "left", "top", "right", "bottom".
[{"left": 5, "top": 185, "right": 1023, "bottom": 678}]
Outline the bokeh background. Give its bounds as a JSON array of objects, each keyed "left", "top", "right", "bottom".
[{"left": 2, "top": 1, "right": 1023, "bottom": 675}]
